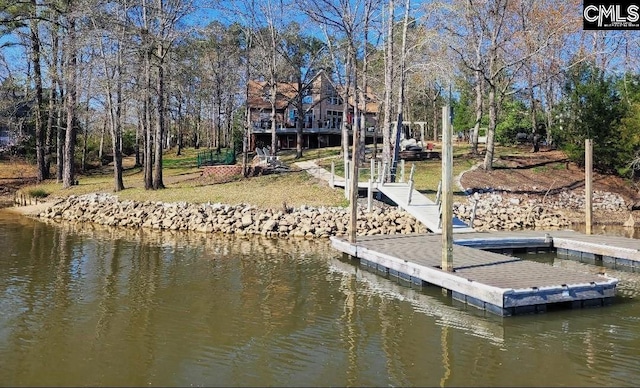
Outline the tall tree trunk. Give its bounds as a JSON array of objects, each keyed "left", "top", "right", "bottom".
[
  {"left": 112, "top": 80, "right": 124, "bottom": 191},
  {"left": 56, "top": 87, "right": 64, "bottom": 183},
  {"left": 153, "top": 37, "right": 165, "bottom": 190},
  {"left": 195, "top": 100, "right": 201, "bottom": 149},
  {"left": 99, "top": 117, "right": 106, "bottom": 162},
  {"left": 295, "top": 80, "right": 304, "bottom": 159},
  {"left": 215, "top": 95, "right": 222, "bottom": 152},
  {"left": 45, "top": 84, "right": 55, "bottom": 175},
  {"left": 133, "top": 111, "right": 143, "bottom": 167},
  {"left": 390, "top": 0, "right": 410, "bottom": 182},
  {"left": 471, "top": 69, "right": 483, "bottom": 153},
  {"left": 94, "top": 13, "right": 125, "bottom": 192},
  {"left": 30, "top": 0, "right": 46, "bottom": 182},
  {"left": 382, "top": 0, "right": 394, "bottom": 172},
  {"left": 142, "top": 0, "right": 153, "bottom": 189},
  {"left": 135, "top": 111, "right": 142, "bottom": 166},
  {"left": 225, "top": 97, "right": 233, "bottom": 149},
  {"left": 81, "top": 71, "right": 92, "bottom": 173},
  {"left": 342, "top": 53, "right": 352, "bottom": 169},
  {"left": 269, "top": 21, "right": 278, "bottom": 155},
  {"left": 483, "top": 27, "right": 500, "bottom": 171},
  {"left": 348, "top": 42, "right": 360, "bottom": 244},
  {"left": 176, "top": 100, "right": 183, "bottom": 156},
  {"left": 270, "top": 81, "right": 277, "bottom": 155},
  {"left": 358, "top": 1, "right": 372, "bottom": 165},
  {"left": 81, "top": 111, "right": 88, "bottom": 172},
  {"left": 243, "top": 34, "right": 251, "bottom": 176},
  {"left": 62, "top": 15, "right": 77, "bottom": 189},
  {"left": 483, "top": 82, "right": 497, "bottom": 170},
  {"left": 45, "top": 29, "right": 59, "bottom": 177}
]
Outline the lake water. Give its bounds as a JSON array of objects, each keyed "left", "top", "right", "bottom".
[{"left": 1, "top": 211, "right": 639, "bottom": 387}]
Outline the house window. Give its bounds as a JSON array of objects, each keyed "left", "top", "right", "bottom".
[
  {"left": 328, "top": 96, "right": 343, "bottom": 105},
  {"left": 304, "top": 112, "right": 314, "bottom": 128},
  {"left": 325, "top": 110, "right": 342, "bottom": 129}
]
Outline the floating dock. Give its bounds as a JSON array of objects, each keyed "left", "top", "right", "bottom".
[{"left": 330, "top": 230, "right": 628, "bottom": 316}]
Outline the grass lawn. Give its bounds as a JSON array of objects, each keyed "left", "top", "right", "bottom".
[
  {"left": 7, "top": 143, "right": 512, "bottom": 208},
  {"left": 9, "top": 147, "right": 349, "bottom": 209}
]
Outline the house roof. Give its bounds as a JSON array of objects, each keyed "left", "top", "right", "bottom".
[
  {"left": 247, "top": 80, "right": 299, "bottom": 111},
  {"left": 247, "top": 72, "right": 380, "bottom": 114}
]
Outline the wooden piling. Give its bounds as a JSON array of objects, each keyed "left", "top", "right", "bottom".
[
  {"left": 441, "top": 105, "right": 454, "bottom": 272},
  {"left": 585, "top": 139, "right": 593, "bottom": 235}
]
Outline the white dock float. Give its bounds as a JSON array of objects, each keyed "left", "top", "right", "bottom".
[{"left": 330, "top": 233, "right": 619, "bottom": 316}]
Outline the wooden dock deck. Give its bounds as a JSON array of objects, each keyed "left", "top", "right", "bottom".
[{"left": 330, "top": 230, "right": 623, "bottom": 316}]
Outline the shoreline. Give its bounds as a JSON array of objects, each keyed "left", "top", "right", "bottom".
[
  {"left": 4, "top": 185, "right": 638, "bottom": 238},
  {"left": 3, "top": 201, "right": 56, "bottom": 217},
  {"left": 18, "top": 191, "right": 636, "bottom": 238}
]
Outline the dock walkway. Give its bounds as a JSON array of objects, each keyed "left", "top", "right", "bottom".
[
  {"left": 330, "top": 230, "right": 628, "bottom": 316},
  {"left": 295, "top": 159, "right": 472, "bottom": 233},
  {"left": 376, "top": 182, "right": 473, "bottom": 233}
]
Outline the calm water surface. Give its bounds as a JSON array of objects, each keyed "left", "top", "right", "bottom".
[{"left": 1, "top": 211, "right": 640, "bottom": 387}]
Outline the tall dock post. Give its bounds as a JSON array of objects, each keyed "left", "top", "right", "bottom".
[
  {"left": 585, "top": 139, "right": 593, "bottom": 235},
  {"left": 441, "top": 105, "right": 454, "bottom": 272}
]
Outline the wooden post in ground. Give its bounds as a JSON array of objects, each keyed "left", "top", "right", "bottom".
[
  {"left": 330, "top": 161, "right": 335, "bottom": 188},
  {"left": 344, "top": 160, "right": 350, "bottom": 199},
  {"left": 585, "top": 139, "right": 593, "bottom": 235},
  {"left": 441, "top": 105, "right": 454, "bottom": 272},
  {"left": 367, "top": 179, "right": 373, "bottom": 212}
]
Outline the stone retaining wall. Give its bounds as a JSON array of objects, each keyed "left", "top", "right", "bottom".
[
  {"left": 36, "top": 188, "right": 630, "bottom": 237},
  {"left": 38, "top": 194, "right": 428, "bottom": 238},
  {"left": 455, "top": 190, "right": 628, "bottom": 230}
]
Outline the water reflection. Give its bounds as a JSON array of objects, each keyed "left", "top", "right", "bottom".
[
  {"left": 1, "top": 213, "right": 640, "bottom": 387},
  {"left": 572, "top": 222, "right": 640, "bottom": 239}
]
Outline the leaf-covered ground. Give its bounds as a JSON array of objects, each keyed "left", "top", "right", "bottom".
[{"left": 459, "top": 149, "right": 640, "bottom": 223}]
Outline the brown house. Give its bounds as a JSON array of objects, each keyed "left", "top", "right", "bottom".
[{"left": 248, "top": 70, "right": 380, "bottom": 150}]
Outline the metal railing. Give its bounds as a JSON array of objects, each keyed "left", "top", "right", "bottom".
[{"left": 197, "top": 149, "right": 236, "bottom": 167}]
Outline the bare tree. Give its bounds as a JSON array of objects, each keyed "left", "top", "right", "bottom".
[
  {"left": 228, "top": 0, "right": 286, "bottom": 156},
  {"left": 389, "top": 0, "right": 410, "bottom": 182},
  {"left": 445, "top": 0, "right": 582, "bottom": 170},
  {"left": 278, "top": 22, "right": 328, "bottom": 159},
  {"left": 301, "top": 0, "right": 378, "bottom": 242},
  {"left": 91, "top": 1, "right": 130, "bottom": 191},
  {"left": 381, "top": 0, "right": 394, "bottom": 170},
  {"left": 62, "top": 4, "right": 77, "bottom": 189}
]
